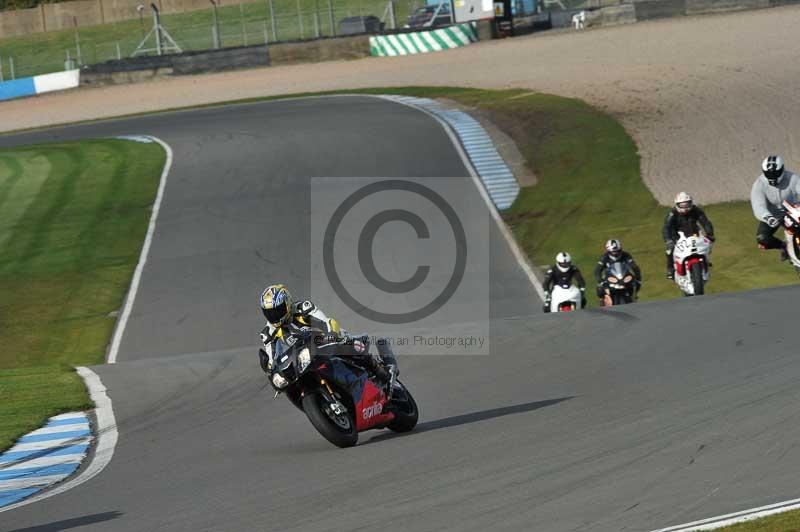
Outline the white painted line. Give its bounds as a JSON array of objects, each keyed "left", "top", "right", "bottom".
[
  {"left": 1, "top": 456, "right": 86, "bottom": 471},
  {"left": 378, "top": 96, "right": 546, "bottom": 301},
  {"left": 50, "top": 413, "right": 87, "bottom": 421},
  {"left": 0, "top": 476, "right": 67, "bottom": 490},
  {"left": 106, "top": 135, "right": 173, "bottom": 364},
  {"left": 652, "top": 497, "right": 800, "bottom": 531},
  {"left": 0, "top": 367, "right": 118, "bottom": 513},
  {"left": 24, "top": 424, "right": 90, "bottom": 437},
  {"left": 7, "top": 438, "right": 92, "bottom": 453}
]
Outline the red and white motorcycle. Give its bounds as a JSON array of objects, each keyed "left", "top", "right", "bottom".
[
  {"left": 782, "top": 199, "right": 800, "bottom": 274},
  {"left": 672, "top": 231, "right": 712, "bottom": 296}
]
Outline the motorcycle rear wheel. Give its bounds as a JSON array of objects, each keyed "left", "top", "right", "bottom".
[
  {"left": 387, "top": 382, "right": 419, "bottom": 433},
  {"left": 689, "top": 262, "right": 705, "bottom": 296},
  {"left": 302, "top": 389, "right": 358, "bottom": 448}
]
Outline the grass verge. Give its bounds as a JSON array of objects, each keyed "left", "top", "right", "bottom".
[
  {"left": 0, "top": 138, "right": 165, "bottom": 452},
  {"left": 715, "top": 512, "right": 800, "bottom": 531}
]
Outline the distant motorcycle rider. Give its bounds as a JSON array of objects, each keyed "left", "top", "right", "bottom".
[
  {"left": 750, "top": 155, "right": 800, "bottom": 260},
  {"left": 258, "top": 284, "right": 397, "bottom": 392},
  {"left": 543, "top": 252, "right": 587, "bottom": 312},
  {"left": 594, "top": 239, "right": 642, "bottom": 301},
  {"left": 662, "top": 192, "right": 715, "bottom": 279}
]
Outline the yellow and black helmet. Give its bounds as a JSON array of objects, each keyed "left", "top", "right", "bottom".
[{"left": 260, "top": 284, "right": 293, "bottom": 326}]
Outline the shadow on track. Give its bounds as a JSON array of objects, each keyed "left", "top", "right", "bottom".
[
  {"left": 7, "top": 511, "right": 123, "bottom": 531},
  {"left": 364, "top": 396, "right": 574, "bottom": 445}
]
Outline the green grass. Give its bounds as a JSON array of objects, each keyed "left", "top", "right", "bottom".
[
  {"left": 716, "top": 511, "right": 800, "bottom": 531},
  {"left": 0, "top": 139, "right": 165, "bottom": 451},
  {"left": 0, "top": 0, "right": 420, "bottom": 78}
]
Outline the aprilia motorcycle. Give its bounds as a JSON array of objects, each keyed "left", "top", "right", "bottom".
[
  {"left": 269, "top": 328, "right": 418, "bottom": 448},
  {"left": 672, "top": 231, "right": 712, "bottom": 296}
]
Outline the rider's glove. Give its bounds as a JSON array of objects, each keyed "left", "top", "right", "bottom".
[
  {"left": 707, "top": 234, "right": 716, "bottom": 242},
  {"left": 665, "top": 240, "right": 675, "bottom": 253},
  {"left": 766, "top": 215, "right": 781, "bottom": 228},
  {"left": 258, "top": 348, "right": 272, "bottom": 374},
  {"left": 341, "top": 334, "right": 369, "bottom": 354}
]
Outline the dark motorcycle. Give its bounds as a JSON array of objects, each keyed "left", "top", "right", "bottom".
[
  {"left": 602, "top": 262, "right": 637, "bottom": 306},
  {"left": 268, "top": 328, "right": 419, "bottom": 448}
]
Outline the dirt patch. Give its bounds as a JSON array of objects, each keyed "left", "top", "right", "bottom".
[{"left": 4, "top": 6, "right": 800, "bottom": 205}]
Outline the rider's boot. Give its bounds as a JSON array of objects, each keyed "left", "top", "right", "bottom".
[{"left": 665, "top": 253, "right": 675, "bottom": 280}]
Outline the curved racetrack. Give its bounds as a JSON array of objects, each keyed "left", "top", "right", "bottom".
[{"left": 3, "top": 97, "right": 800, "bottom": 532}]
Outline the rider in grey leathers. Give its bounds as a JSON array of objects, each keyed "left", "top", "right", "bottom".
[{"left": 751, "top": 155, "right": 800, "bottom": 259}]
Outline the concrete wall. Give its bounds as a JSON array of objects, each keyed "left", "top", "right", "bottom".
[
  {"left": 157, "top": 0, "right": 218, "bottom": 15},
  {"left": 634, "top": 0, "right": 686, "bottom": 20},
  {"left": 81, "top": 43, "right": 270, "bottom": 84},
  {"left": 685, "top": 0, "right": 768, "bottom": 14},
  {"left": 43, "top": 0, "right": 104, "bottom": 31},
  {"left": 100, "top": 0, "right": 144, "bottom": 24},
  {"left": 80, "top": 36, "right": 368, "bottom": 85},
  {"left": 0, "top": 6, "right": 45, "bottom": 37}
]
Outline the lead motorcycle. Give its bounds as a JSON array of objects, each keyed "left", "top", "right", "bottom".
[{"left": 268, "top": 328, "right": 419, "bottom": 448}]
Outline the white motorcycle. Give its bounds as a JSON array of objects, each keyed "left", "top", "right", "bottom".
[
  {"left": 782, "top": 199, "right": 800, "bottom": 274},
  {"left": 672, "top": 231, "right": 712, "bottom": 296},
  {"left": 549, "top": 283, "right": 583, "bottom": 312}
]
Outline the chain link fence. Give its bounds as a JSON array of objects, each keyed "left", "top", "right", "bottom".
[{"left": 0, "top": 0, "right": 422, "bottom": 79}]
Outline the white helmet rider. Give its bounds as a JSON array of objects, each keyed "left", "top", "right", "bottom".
[
  {"left": 674, "top": 191, "right": 693, "bottom": 215},
  {"left": 555, "top": 251, "right": 572, "bottom": 273}
]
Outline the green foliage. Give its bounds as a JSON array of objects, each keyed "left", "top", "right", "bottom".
[{"left": 0, "top": 139, "right": 165, "bottom": 451}]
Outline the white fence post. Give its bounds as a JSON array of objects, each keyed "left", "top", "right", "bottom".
[
  {"left": 328, "top": 0, "right": 335, "bottom": 35},
  {"left": 296, "top": 0, "right": 304, "bottom": 38},
  {"left": 268, "top": 0, "right": 278, "bottom": 42}
]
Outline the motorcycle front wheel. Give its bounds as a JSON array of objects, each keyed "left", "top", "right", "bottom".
[
  {"left": 689, "top": 262, "right": 705, "bottom": 296},
  {"left": 302, "top": 389, "right": 358, "bottom": 448}
]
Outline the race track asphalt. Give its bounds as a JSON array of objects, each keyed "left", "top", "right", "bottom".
[{"left": 3, "top": 96, "right": 800, "bottom": 532}]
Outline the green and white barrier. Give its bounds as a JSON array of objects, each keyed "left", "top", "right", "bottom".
[{"left": 370, "top": 23, "right": 478, "bottom": 57}]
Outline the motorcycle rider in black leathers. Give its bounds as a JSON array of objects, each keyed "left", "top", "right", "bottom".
[
  {"left": 542, "top": 252, "right": 587, "bottom": 312},
  {"left": 593, "top": 239, "right": 642, "bottom": 302},
  {"left": 662, "top": 192, "right": 715, "bottom": 279},
  {"left": 258, "top": 284, "right": 398, "bottom": 393}
]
